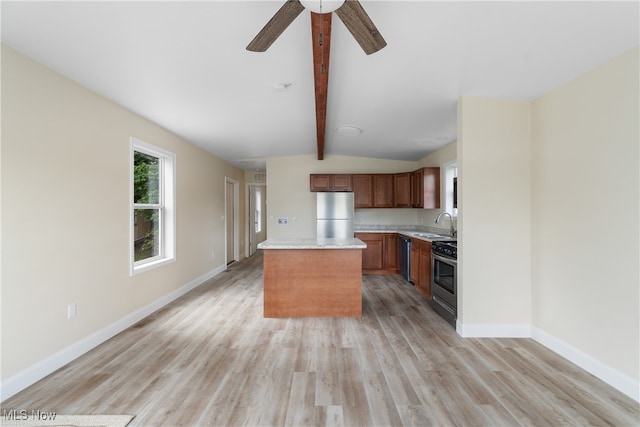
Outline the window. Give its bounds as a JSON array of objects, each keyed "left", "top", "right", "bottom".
[
  {"left": 444, "top": 161, "right": 458, "bottom": 217},
  {"left": 131, "top": 138, "right": 175, "bottom": 274}
]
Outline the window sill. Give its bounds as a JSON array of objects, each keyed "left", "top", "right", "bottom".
[{"left": 131, "top": 256, "right": 175, "bottom": 276}]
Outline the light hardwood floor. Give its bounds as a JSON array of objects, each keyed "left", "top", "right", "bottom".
[{"left": 3, "top": 252, "right": 639, "bottom": 426}]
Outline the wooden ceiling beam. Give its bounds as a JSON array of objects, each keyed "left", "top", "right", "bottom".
[{"left": 311, "top": 12, "right": 332, "bottom": 161}]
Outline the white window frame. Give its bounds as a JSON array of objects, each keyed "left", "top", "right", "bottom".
[
  {"left": 130, "top": 137, "right": 176, "bottom": 275},
  {"left": 444, "top": 160, "right": 458, "bottom": 218}
]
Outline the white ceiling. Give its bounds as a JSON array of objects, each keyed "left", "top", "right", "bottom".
[{"left": 2, "top": 1, "right": 638, "bottom": 170}]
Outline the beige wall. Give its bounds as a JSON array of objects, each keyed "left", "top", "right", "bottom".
[
  {"left": 531, "top": 47, "right": 639, "bottom": 381},
  {"left": 265, "top": 154, "right": 420, "bottom": 238},
  {"left": 1, "top": 46, "right": 245, "bottom": 382},
  {"left": 456, "top": 46, "right": 639, "bottom": 393},
  {"left": 457, "top": 98, "right": 532, "bottom": 327}
]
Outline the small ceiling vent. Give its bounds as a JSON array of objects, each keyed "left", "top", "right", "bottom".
[{"left": 253, "top": 172, "right": 266, "bottom": 183}]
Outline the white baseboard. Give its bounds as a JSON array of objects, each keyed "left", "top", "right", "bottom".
[
  {"left": 456, "top": 321, "right": 639, "bottom": 402},
  {"left": 531, "top": 327, "right": 640, "bottom": 402},
  {"left": 1, "top": 264, "right": 226, "bottom": 402},
  {"left": 457, "top": 321, "right": 532, "bottom": 338}
]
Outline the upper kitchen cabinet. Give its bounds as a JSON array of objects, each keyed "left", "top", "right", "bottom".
[
  {"left": 394, "top": 173, "right": 411, "bottom": 208},
  {"left": 311, "top": 167, "right": 440, "bottom": 209},
  {"left": 354, "top": 174, "right": 393, "bottom": 208},
  {"left": 310, "top": 174, "right": 353, "bottom": 192},
  {"left": 353, "top": 174, "right": 373, "bottom": 208},
  {"left": 412, "top": 167, "right": 441, "bottom": 209},
  {"left": 373, "top": 174, "right": 394, "bottom": 208},
  {"left": 411, "top": 169, "right": 423, "bottom": 207}
]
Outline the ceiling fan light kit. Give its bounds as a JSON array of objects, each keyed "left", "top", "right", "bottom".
[
  {"left": 300, "top": 0, "right": 345, "bottom": 14},
  {"left": 247, "top": 0, "right": 386, "bottom": 160}
]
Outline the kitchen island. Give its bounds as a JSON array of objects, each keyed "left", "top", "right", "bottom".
[{"left": 257, "top": 237, "right": 366, "bottom": 318}]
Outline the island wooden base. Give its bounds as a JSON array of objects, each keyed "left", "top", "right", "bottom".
[{"left": 263, "top": 249, "right": 363, "bottom": 318}]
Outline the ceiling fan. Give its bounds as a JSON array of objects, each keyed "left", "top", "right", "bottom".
[{"left": 247, "top": 0, "right": 387, "bottom": 160}]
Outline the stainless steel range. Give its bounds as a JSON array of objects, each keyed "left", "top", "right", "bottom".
[{"left": 431, "top": 240, "right": 457, "bottom": 328}]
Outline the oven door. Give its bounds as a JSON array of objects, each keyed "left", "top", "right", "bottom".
[{"left": 431, "top": 253, "right": 457, "bottom": 309}]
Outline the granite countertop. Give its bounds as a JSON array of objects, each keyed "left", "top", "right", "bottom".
[
  {"left": 354, "top": 226, "right": 455, "bottom": 242},
  {"left": 258, "top": 237, "right": 367, "bottom": 250}
]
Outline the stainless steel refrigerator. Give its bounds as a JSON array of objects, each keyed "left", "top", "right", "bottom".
[{"left": 317, "top": 192, "right": 354, "bottom": 239}]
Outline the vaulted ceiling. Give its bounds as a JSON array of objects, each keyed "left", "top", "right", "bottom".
[{"left": 2, "top": 1, "right": 638, "bottom": 170}]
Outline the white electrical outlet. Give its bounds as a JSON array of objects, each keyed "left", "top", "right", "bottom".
[
  {"left": 211, "top": 251, "right": 215, "bottom": 259},
  {"left": 67, "top": 304, "right": 77, "bottom": 319}
]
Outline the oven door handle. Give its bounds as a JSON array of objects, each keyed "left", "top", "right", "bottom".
[{"left": 432, "top": 253, "right": 457, "bottom": 265}]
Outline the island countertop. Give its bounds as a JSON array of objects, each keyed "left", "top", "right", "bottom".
[{"left": 258, "top": 237, "right": 366, "bottom": 250}]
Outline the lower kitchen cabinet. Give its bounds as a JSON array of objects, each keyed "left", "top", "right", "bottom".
[
  {"left": 410, "top": 238, "right": 432, "bottom": 298},
  {"left": 355, "top": 232, "right": 399, "bottom": 274},
  {"left": 358, "top": 233, "right": 383, "bottom": 271},
  {"left": 410, "top": 239, "right": 420, "bottom": 284},
  {"left": 384, "top": 234, "right": 398, "bottom": 271},
  {"left": 418, "top": 240, "right": 432, "bottom": 297}
]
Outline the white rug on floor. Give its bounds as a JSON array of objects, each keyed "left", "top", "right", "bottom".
[{"left": 0, "top": 414, "right": 134, "bottom": 427}]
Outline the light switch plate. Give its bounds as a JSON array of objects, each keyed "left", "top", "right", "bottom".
[{"left": 67, "top": 304, "right": 77, "bottom": 319}]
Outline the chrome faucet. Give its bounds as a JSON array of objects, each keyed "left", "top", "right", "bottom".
[{"left": 435, "top": 212, "right": 456, "bottom": 237}]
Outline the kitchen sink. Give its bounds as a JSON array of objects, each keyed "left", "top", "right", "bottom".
[{"left": 413, "top": 233, "right": 448, "bottom": 239}]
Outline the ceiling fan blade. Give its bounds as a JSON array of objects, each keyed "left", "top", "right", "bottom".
[
  {"left": 334, "top": 0, "right": 386, "bottom": 55},
  {"left": 246, "top": 0, "right": 306, "bottom": 52}
]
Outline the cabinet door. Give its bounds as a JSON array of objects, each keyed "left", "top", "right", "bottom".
[
  {"left": 394, "top": 173, "right": 411, "bottom": 208},
  {"left": 383, "top": 234, "right": 398, "bottom": 270},
  {"left": 422, "top": 167, "right": 441, "bottom": 209},
  {"left": 353, "top": 175, "right": 373, "bottom": 208},
  {"left": 373, "top": 174, "right": 394, "bottom": 208},
  {"left": 356, "top": 233, "right": 384, "bottom": 270},
  {"left": 310, "top": 174, "right": 331, "bottom": 191},
  {"left": 332, "top": 174, "right": 353, "bottom": 191},
  {"left": 418, "top": 241, "right": 432, "bottom": 297},
  {"left": 411, "top": 169, "right": 424, "bottom": 208},
  {"left": 310, "top": 174, "right": 353, "bottom": 192},
  {"left": 409, "top": 239, "right": 420, "bottom": 285}
]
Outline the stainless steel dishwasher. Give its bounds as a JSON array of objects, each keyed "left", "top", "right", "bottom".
[{"left": 398, "top": 236, "right": 411, "bottom": 282}]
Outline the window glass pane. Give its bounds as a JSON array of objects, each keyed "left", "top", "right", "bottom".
[
  {"left": 134, "top": 152, "right": 160, "bottom": 204},
  {"left": 134, "top": 208, "right": 160, "bottom": 261}
]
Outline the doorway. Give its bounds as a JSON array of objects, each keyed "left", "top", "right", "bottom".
[
  {"left": 248, "top": 184, "right": 267, "bottom": 256},
  {"left": 225, "top": 178, "right": 240, "bottom": 265}
]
